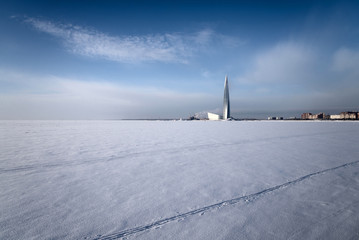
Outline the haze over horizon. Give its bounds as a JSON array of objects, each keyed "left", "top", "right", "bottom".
[{"left": 1, "top": 0, "right": 359, "bottom": 119}]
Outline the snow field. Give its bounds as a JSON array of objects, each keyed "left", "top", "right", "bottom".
[{"left": 0, "top": 120, "right": 358, "bottom": 239}]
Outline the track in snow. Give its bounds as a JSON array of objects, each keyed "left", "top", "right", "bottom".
[{"left": 94, "top": 160, "right": 359, "bottom": 240}]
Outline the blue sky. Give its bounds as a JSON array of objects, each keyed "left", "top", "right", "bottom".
[{"left": 1, "top": 0, "right": 359, "bottom": 119}]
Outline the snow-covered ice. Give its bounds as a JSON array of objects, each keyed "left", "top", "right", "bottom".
[{"left": 0, "top": 120, "right": 358, "bottom": 239}]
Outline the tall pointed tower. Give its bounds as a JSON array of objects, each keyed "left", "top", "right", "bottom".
[{"left": 223, "top": 75, "right": 230, "bottom": 120}]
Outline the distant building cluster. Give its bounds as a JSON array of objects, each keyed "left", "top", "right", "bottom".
[
  {"left": 190, "top": 75, "right": 358, "bottom": 121},
  {"left": 301, "top": 111, "right": 359, "bottom": 120}
]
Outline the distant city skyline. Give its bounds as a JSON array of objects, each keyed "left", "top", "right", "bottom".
[{"left": 1, "top": 0, "right": 359, "bottom": 119}]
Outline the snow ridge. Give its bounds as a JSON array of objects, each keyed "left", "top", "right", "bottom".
[{"left": 94, "top": 160, "right": 359, "bottom": 240}]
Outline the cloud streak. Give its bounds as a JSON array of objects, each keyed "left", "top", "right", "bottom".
[
  {"left": 332, "top": 47, "right": 359, "bottom": 73},
  {"left": 233, "top": 42, "right": 359, "bottom": 113},
  {"left": 0, "top": 69, "right": 218, "bottom": 119},
  {"left": 23, "top": 17, "right": 232, "bottom": 64},
  {"left": 238, "top": 42, "right": 317, "bottom": 85},
  {"left": 1, "top": 65, "right": 358, "bottom": 120}
]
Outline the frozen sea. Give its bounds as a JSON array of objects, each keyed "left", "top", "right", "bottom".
[{"left": 1, "top": 120, "right": 359, "bottom": 240}]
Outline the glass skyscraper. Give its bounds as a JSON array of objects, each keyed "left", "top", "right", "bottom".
[{"left": 223, "top": 76, "right": 230, "bottom": 120}]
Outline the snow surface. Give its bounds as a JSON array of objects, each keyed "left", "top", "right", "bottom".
[{"left": 0, "top": 120, "right": 359, "bottom": 240}]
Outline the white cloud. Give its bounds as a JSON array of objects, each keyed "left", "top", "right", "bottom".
[
  {"left": 1, "top": 67, "right": 358, "bottom": 119},
  {"left": 0, "top": 69, "right": 217, "bottom": 119},
  {"left": 23, "top": 17, "right": 236, "bottom": 64},
  {"left": 232, "top": 42, "right": 359, "bottom": 112},
  {"left": 201, "top": 70, "right": 212, "bottom": 78},
  {"left": 238, "top": 42, "right": 317, "bottom": 85},
  {"left": 332, "top": 47, "right": 359, "bottom": 73}
]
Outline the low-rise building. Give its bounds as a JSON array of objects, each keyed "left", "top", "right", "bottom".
[
  {"left": 340, "top": 111, "right": 358, "bottom": 120},
  {"left": 316, "top": 112, "right": 325, "bottom": 119},
  {"left": 267, "top": 116, "right": 283, "bottom": 120},
  {"left": 330, "top": 114, "right": 341, "bottom": 120},
  {"left": 301, "top": 113, "right": 313, "bottom": 120},
  {"left": 207, "top": 112, "right": 221, "bottom": 120},
  {"left": 302, "top": 111, "right": 358, "bottom": 120},
  {"left": 301, "top": 112, "right": 326, "bottom": 120}
]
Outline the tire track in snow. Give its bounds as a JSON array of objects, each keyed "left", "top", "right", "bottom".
[{"left": 94, "top": 160, "right": 359, "bottom": 240}]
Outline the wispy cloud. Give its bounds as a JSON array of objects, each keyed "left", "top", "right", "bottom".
[
  {"left": 238, "top": 42, "right": 317, "bottom": 85},
  {"left": 22, "top": 17, "right": 236, "bottom": 64},
  {"left": 1, "top": 66, "right": 358, "bottom": 119},
  {"left": 233, "top": 42, "right": 359, "bottom": 111},
  {"left": 332, "top": 47, "right": 359, "bottom": 73},
  {"left": 0, "top": 69, "right": 218, "bottom": 119}
]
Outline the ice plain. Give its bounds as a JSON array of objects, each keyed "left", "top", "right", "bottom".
[{"left": 0, "top": 120, "right": 359, "bottom": 240}]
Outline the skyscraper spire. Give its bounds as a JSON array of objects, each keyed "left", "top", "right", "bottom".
[{"left": 223, "top": 75, "right": 230, "bottom": 120}]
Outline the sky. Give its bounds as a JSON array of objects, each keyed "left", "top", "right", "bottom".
[{"left": 1, "top": 0, "right": 359, "bottom": 119}]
